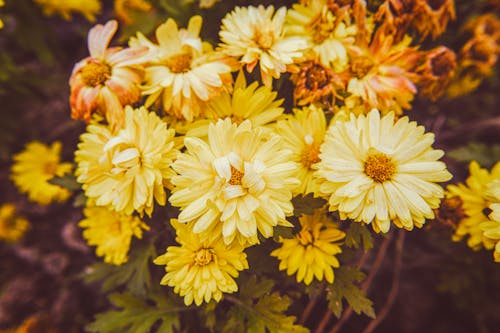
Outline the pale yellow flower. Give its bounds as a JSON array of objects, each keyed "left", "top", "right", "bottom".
[
  {"left": 154, "top": 219, "right": 248, "bottom": 306},
  {"left": 11, "top": 141, "right": 73, "bottom": 205},
  {"left": 33, "top": 0, "right": 101, "bottom": 22},
  {"left": 79, "top": 206, "right": 149, "bottom": 265},
  {"left": 219, "top": 5, "right": 308, "bottom": 86},
  {"left": 0, "top": 204, "right": 30, "bottom": 243},
  {"left": 275, "top": 105, "right": 327, "bottom": 195},
  {"left": 169, "top": 119, "right": 299, "bottom": 245},
  {"left": 447, "top": 161, "right": 500, "bottom": 250},
  {"left": 75, "top": 106, "right": 179, "bottom": 216},
  {"left": 271, "top": 209, "right": 344, "bottom": 285},
  {"left": 286, "top": 0, "right": 357, "bottom": 71},
  {"left": 315, "top": 109, "right": 452, "bottom": 233},
  {"left": 141, "top": 16, "right": 233, "bottom": 121}
]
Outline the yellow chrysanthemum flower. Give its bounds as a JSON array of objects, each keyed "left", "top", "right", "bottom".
[
  {"left": 285, "top": 0, "right": 357, "bottom": 71},
  {"left": 33, "top": 0, "right": 101, "bottom": 22},
  {"left": 271, "top": 209, "right": 344, "bottom": 285},
  {"left": 79, "top": 206, "right": 149, "bottom": 265},
  {"left": 154, "top": 219, "right": 248, "bottom": 306},
  {"left": 11, "top": 141, "right": 73, "bottom": 205},
  {"left": 169, "top": 119, "right": 299, "bottom": 245},
  {"left": 447, "top": 161, "right": 500, "bottom": 250},
  {"left": 219, "top": 5, "right": 307, "bottom": 86},
  {"left": 75, "top": 106, "right": 179, "bottom": 216},
  {"left": 315, "top": 109, "right": 452, "bottom": 233},
  {"left": 483, "top": 202, "right": 500, "bottom": 262},
  {"left": 0, "top": 0, "right": 4, "bottom": 29},
  {"left": 186, "top": 71, "right": 284, "bottom": 137},
  {"left": 0, "top": 204, "right": 30, "bottom": 243},
  {"left": 140, "top": 16, "right": 233, "bottom": 122},
  {"left": 275, "top": 105, "right": 327, "bottom": 195}
]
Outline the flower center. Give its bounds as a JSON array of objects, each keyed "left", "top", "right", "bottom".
[
  {"left": 80, "top": 61, "right": 112, "bottom": 87},
  {"left": 43, "top": 161, "right": 58, "bottom": 176},
  {"left": 305, "top": 64, "right": 330, "bottom": 89},
  {"left": 301, "top": 139, "right": 321, "bottom": 169},
  {"left": 253, "top": 28, "right": 275, "bottom": 50},
  {"left": 309, "top": 10, "right": 336, "bottom": 44},
  {"left": 194, "top": 248, "right": 214, "bottom": 266},
  {"left": 229, "top": 165, "right": 244, "bottom": 185},
  {"left": 108, "top": 220, "right": 122, "bottom": 235},
  {"left": 430, "top": 50, "right": 455, "bottom": 77},
  {"left": 165, "top": 53, "right": 193, "bottom": 73},
  {"left": 351, "top": 56, "right": 374, "bottom": 78},
  {"left": 297, "top": 229, "right": 314, "bottom": 246},
  {"left": 364, "top": 152, "right": 396, "bottom": 183}
]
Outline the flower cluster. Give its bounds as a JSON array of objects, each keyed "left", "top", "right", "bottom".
[{"left": 61, "top": 0, "right": 462, "bottom": 306}]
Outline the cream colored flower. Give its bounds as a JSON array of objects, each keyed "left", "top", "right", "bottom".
[
  {"left": 75, "top": 106, "right": 179, "bottom": 216},
  {"left": 79, "top": 206, "right": 149, "bottom": 265},
  {"left": 141, "top": 16, "right": 233, "bottom": 121},
  {"left": 315, "top": 109, "right": 452, "bottom": 233},
  {"left": 169, "top": 119, "right": 299, "bottom": 245},
  {"left": 286, "top": 0, "right": 358, "bottom": 71},
  {"left": 275, "top": 105, "right": 327, "bottom": 195},
  {"left": 219, "top": 5, "right": 307, "bottom": 86},
  {"left": 154, "top": 219, "right": 248, "bottom": 306}
]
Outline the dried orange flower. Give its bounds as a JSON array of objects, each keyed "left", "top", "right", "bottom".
[
  {"left": 290, "top": 58, "right": 344, "bottom": 106},
  {"left": 114, "top": 0, "right": 152, "bottom": 25},
  {"left": 375, "top": 0, "right": 455, "bottom": 42},
  {"left": 414, "top": 46, "right": 457, "bottom": 101}
]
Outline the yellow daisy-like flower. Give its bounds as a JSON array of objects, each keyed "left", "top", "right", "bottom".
[
  {"left": 33, "top": 0, "right": 101, "bottom": 22},
  {"left": 186, "top": 71, "right": 284, "bottom": 137},
  {"left": 169, "top": 118, "right": 299, "bottom": 245},
  {"left": 447, "top": 161, "right": 500, "bottom": 250},
  {"left": 271, "top": 209, "right": 344, "bottom": 285},
  {"left": 75, "top": 106, "right": 179, "bottom": 216},
  {"left": 219, "top": 5, "right": 307, "bottom": 86},
  {"left": 275, "top": 105, "right": 327, "bottom": 195},
  {"left": 315, "top": 109, "right": 452, "bottom": 233},
  {"left": 154, "top": 219, "right": 248, "bottom": 306},
  {"left": 0, "top": 204, "right": 30, "bottom": 243},
  {"left": 286, "top": 0, "right": 357, "bottom": 71},
  {"left": 79, "top": 206, "right": 149, "bottom": 265},
  {"left": 141, "top": 16, "right": 233, "bottom": 122},
  {"left": 483, "top": 202, "right": 500, "bottom": 262},
  {"left": 11, "top": 141, "right": 73, "bottom": 205}
]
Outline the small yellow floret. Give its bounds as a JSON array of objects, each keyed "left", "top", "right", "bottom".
[
  {"left": 0, "top": 204, "right": 30, "bottom": 243},
  {"left": 34, "top": 0, "right": 101, "bottom": 22}
]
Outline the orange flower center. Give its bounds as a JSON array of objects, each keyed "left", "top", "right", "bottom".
[
  {"left": 351, "top": 56, "right": 374, "bottom": 78},
  {"left": 108, "top": 220, "right": 122, "bottom": 235},
  {"left": 229, "top": 165, "right": 244, "bottom": 185},
  {"left": 305, "top": 63, "right": 330, "bottom": 89},
  {"left": 309, "top": 11, "right": 335, "bottom": 44},
  {"left": 364, "top": 152, "right": 396, "bottom": 183},
  {"left": 430, "top": 50, "right": 455, "bottom": 77},
  {"left": 301, "top": 141, "right": 321, "bottom": 169},
  {"left": 254, "top": 28, "right": 275, "bottom": 50},
  {"left": 297, "top": 229, "right": 314, "bottom": 246},
  {"left": 43, "top": 161, "right": 58, "bottom": 176},
  {"left": 194, "top": 248, "right": 214, "bottom": 266},
  {"left": 80, "top": 61, "right": 112, "bottom": 87},
  {"left": 165, "top": 53, "right": 193, "bottom": 73}
]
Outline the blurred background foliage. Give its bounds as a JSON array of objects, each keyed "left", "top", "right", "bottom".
[{"left": 0, "top": 0, "right": 499, "bottom": 333}]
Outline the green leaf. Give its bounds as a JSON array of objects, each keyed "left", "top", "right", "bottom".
[
  {"left": 49, "top": 173, "right": 81, "bottom": 191},
  {"left": 292, "top": 194, "right": 326, "bottom": 217},
  {"left": 447, "top": 142, "right": 500, "bottom": 169},
  {"left": 273, "top": 225, "right": 294, "bottom": 241},
  {"left": 83, "top": 241, "right": 156, "bottom": 296},
  {"left": 86, "top": 291, "right": 180, "bottom": 333},
  {"left": 223, "top": 275, "right": 309, "bottom": 333},
  {"left": 326, "top": 266, "right": 375, "bottom": 319},
  {"left": 344, "top": 222, "right": 374, "bottom": 251}
]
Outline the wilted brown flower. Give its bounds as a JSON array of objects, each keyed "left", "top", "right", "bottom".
[
  {"left": 414, "top": 46, "right": 457, "bottom": 101},
  {"left": 430, "top": 196, "right": 465, "bottom": 231},
  {"left": 460, "top": 34, "right": 499, "bottom": 76},
  {"left": 464, "top": 13, "right": 500, "bottom": 44},
  {"left": 290, "top": 59, "right": 344, "bottom": 106},
  {"left": 375, "top": 0, "right": 455, "bottom": 42}
]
